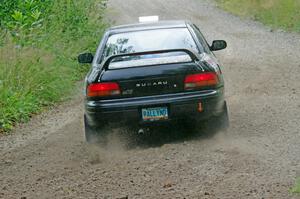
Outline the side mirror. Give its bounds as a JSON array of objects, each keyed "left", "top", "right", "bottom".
[
  {"left": 78, "top": 53, "right": 93, "bottom": 63},
  {"left": 210, "top": 40, "right": 227, "bottom": 51}
]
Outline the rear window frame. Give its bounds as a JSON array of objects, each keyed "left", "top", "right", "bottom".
[{"left": 94, "top": 27, "right": 204, "bottom": 67}]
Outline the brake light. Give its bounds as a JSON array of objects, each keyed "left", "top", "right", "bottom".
[
  {"left": 184, "top": 72, "right": 219, "bottom": 90},
  {"left": 87, "top": 82, "right": 121, "bottom": 97}
]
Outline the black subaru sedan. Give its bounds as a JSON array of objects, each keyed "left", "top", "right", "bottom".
[{"left": 78, "top": 20, "right": 229, "bottom": 143}]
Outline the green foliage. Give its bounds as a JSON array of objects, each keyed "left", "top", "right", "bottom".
[
  {"left": 1, "top": 0, "right": 51, "bottom": 42},
  {"left": 216, "top": 0, "right": 300, "bottom": 32},
  {"left": 0, "top": 0, "right": 107, "bottom": 132},
  {"left": 291, "top": 179, "right": 300, "bottom": 194}
]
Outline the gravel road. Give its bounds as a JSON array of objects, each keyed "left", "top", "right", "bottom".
[{"left": 1, "top": 0, "right": 300, "bottom": 198}]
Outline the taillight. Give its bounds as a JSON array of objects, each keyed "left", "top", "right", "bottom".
[
  {"left": 87, "top": 82, "right": 121, "bottom": 97},
  {"left": 184, "top": 72, "right": 219, "bottom": 90}
]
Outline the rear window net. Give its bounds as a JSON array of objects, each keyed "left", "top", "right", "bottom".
[
  {"left": 102, "top": 49, "right": 198, "bottom": 70},
  {"left": 109, "top": 53, "right": 192, "bottom": 69}
]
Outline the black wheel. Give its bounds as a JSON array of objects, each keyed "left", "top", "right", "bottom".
[
  {"left": 84, "top": 115, "right": 107, "bottom": 144},
  {"left": 216, "top": 101, "right": 229, "bottom": 130},
  {"left": 204, "top": 101, "right": 229, "bottom": 133}
]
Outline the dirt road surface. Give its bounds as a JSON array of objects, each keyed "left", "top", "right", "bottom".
[{"left": 1, "top": 0, "right": 300, "bottom": 198}]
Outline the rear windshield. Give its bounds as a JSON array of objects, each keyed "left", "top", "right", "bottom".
[{"left": 103, "top": 28, "right": 199, "bottom": 59}]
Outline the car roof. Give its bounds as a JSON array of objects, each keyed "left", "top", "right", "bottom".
[{"left": 107, "top": 20, "right": 189, "bottom": 34}]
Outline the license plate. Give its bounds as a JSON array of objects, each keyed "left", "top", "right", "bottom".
[{"left": 142, "top": 107, "right": 168, "bottom": 121}]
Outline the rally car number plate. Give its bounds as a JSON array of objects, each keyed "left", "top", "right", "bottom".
[{"left": 142, "top": 107, "right": 168, "bottom": 121}]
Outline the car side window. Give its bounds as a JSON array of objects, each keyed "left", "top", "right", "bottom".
[{"left": 192, "top": 25, "right": 211, "bottom": 53}]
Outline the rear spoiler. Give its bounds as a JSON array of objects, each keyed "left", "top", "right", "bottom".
[{"left": 100, "top": 48, "right": 200, "bottom": 70}]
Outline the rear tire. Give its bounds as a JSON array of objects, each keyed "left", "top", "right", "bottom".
[
  {"left": 84, "top": 115, "right": 107, "bottom": 144},
  {"left": 204, "top": 101, "right": 229, "bottom": 133}
]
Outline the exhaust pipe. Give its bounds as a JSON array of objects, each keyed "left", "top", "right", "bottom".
[{"left": 138, "top": 128, "right": 145, "bottom": 135}]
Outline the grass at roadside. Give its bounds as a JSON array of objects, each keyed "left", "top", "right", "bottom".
[
  {"left": 0, "top": 0, "right": 107, "bottom": 132},
  {"left": 291, "top": 179, "right": 300, "bottom": 194},
  {"left": 216, "top": 0, "right": 300, "bottom": 32}
]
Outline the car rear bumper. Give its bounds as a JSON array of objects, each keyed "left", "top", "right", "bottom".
[{"left": 85, "top": 89, "right": 225, "bottom": 128}]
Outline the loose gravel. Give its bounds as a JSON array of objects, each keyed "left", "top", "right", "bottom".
[{"left": 0, "top": 0, "right": 300, "bottom": 198}]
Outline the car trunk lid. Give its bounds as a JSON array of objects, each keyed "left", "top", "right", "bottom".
[{"left": 100, "top": 62, "right": 201, "bottom": 98}]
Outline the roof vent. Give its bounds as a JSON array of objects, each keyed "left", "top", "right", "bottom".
[{"left": 139, "top": 16, "right": 159, "bottom": 23}]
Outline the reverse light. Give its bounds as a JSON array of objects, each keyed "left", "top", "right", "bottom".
[
  {"left": 184, "top": 72, "right": 219, "bottom": 90},
  {"left": 87, "top": 82, "right": 121, "bottom": 97}
]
